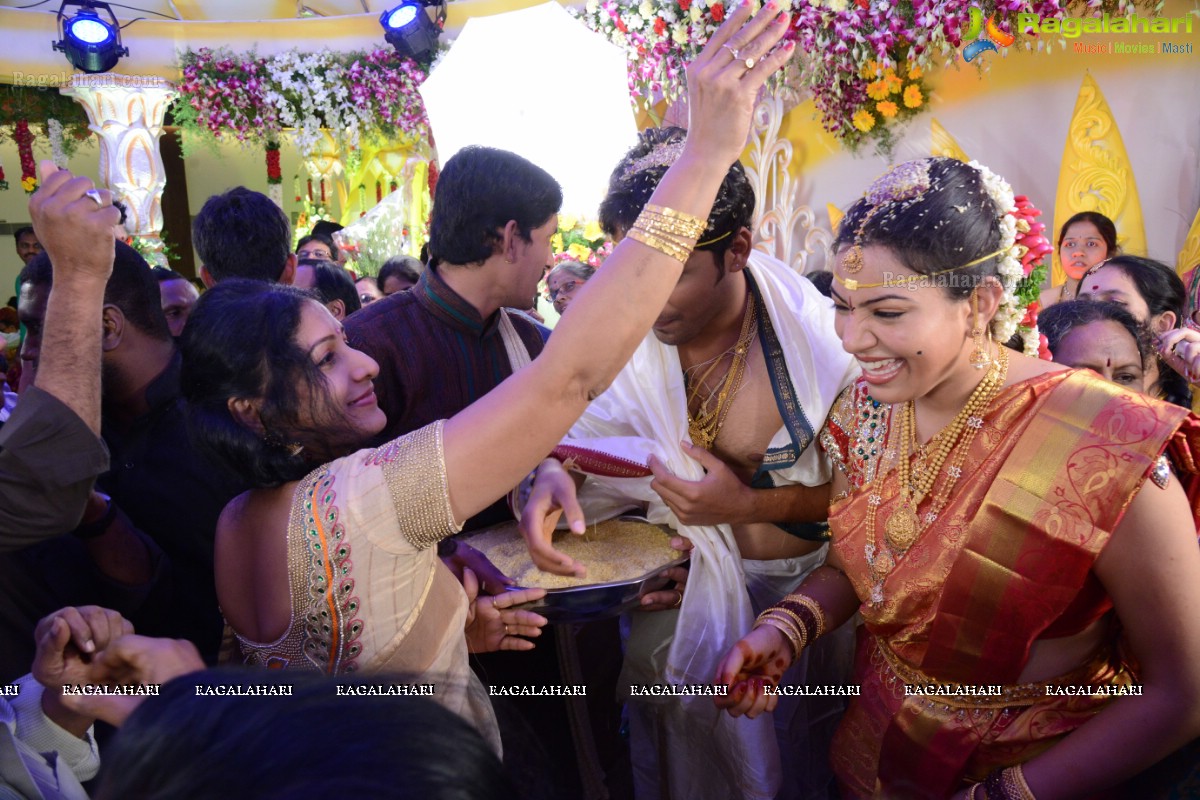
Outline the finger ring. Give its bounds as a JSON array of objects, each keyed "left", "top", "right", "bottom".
[
  {"left": 84, "top": 189, "right": 105, "bottom": 207},
  {"left": 722, "top": 44, "right": 755, "bottom": 69},
  {"left": 671, "top": 589, "right": 683, "bottom": 609}
]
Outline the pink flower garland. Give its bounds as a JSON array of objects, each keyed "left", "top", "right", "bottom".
[{"left": 175, "top": 48, "right": 430, "bottom": 152}]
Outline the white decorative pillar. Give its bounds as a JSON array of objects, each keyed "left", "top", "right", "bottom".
[
  {"left": 61, "top": 74, "right": 177, "bottom": 265},
  {"left": 743, "top": 91, "right": 833, "bottom": 275}
]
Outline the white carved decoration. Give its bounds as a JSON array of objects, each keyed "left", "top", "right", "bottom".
[
  {"left": 744, "top": 91, "right": 832, "bottom": 274},
  {"left": 61, "top": 75, "right": 177, "bottom": 265}
]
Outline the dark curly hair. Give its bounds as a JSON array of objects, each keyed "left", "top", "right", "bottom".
[
  {"left": 833, "top": 157, "right": 1004, "bottom": 301},
  {"left": 180, "top": 279, "right": 366, "bottom": 487},
  {"left": 599, "top": 126, "right": 754, "bottom": 274}
]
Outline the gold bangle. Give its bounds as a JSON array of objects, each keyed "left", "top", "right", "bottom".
[
  {"left": 637, "top": 210, "right": 707, "bottom": 239},
  {"left": 782, "top": 594, "right": 827, "bottom": 640},
  {"left": 754, "top": 615, "right": 801, "bottom": 660},
  {"left": 761, "top": 609, "right": 807, "bottom": 656},
  {"left": 754, "top": 608, "right": 798, "bottom": 638},
  {"left": 633, "top": 216, "right": 700, "bottom": 249},
  {"left": 757, "top": 611, "right": 800, "bottom": 643},
  {"left": 758, "top": 609, "right": 806, "bottom": 647},
  {"left": 627, "top": 226, "right": 693, "bottom": 264},
  {"left": 644, "top": 202, "right": 705, "bottom": 220},
  {"left": 1006, "top": 766, "right": 1036, "bottom": 800},
  {"left": 755, "top": 615, "right": 798, "bottom": 654},
  {"left": 643, "top": 203, "right": 706, "bottom": 230}
]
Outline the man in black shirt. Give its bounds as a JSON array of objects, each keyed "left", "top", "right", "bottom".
[
  {"left": 0, "top": 164, "right": 155, "bottom": 681},
  {"left": 17, "top": 241, "right": 244, "bottom": 661}
]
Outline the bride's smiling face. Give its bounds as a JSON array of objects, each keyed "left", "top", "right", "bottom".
[{"left": 831, "top": 246, "right": 986, "bottom": 405}]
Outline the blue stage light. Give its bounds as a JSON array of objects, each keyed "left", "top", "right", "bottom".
[
  {"left": 384, "top": 5, "right": 420, "bottom": 29},
  {"left": 67, "top": 15, "right": 114, "bottom": 45},
  {"left": 53, "top": 2, "right": 128, "bottom": 74},
  {"left": 379, "top": 1, "right": 445, "bottom": 65}
]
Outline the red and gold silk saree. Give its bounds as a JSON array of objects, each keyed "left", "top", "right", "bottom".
[{"left": 821, "top": 369, "right": 1198, "bottom": 798}]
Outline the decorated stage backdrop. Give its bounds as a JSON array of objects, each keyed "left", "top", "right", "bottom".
[{"left": 0, "top": 0, "right": 1198, "bottom": 290}]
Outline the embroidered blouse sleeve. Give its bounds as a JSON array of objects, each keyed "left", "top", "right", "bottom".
[
  {"left": 819, "top": 380, "right": 889, "bottom": 494},
  {"left": 819, "top": 384, "right": 859, "bottom": 486},
  {"left": 370, "top": 420, "right": 462, "bottom": 549}
]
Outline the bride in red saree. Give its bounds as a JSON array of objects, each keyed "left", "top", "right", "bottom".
[{"left": 715, "top": 157, "right": 1200, "bottom": 799}]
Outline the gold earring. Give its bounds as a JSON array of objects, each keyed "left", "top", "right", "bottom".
[
  {"left": 969, "top": 325, "right": 991, "bottom": 369},
  {"left": 968, "top": 292, "right": 990, "bottom": 369}
]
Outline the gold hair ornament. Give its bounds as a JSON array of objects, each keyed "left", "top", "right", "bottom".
[
  {"left": 832, "top": 246, "right": 1008, "bottom": 292},
  {"left": 839, "top": 161, "right": 934, "bottom": 275}
]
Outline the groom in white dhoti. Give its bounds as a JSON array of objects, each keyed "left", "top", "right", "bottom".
[{"left": 519, "top": 128, "right": 859, "bottom": 800}]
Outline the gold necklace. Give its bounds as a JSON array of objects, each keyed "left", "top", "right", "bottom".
[
  {"left": 864, "top": 346, "right": 1010, "bottom": 604},
  {"left": 685, "top": 298, "right": 757, "bottom": 450}
]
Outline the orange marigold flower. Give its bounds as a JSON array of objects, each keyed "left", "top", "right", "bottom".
[
  {"left": 903, "top": 84, "right": 923, "bottom": 109},
  {"left": 883, "top": 73, "right": 903, "bottom": 95},
  {"left": 876, "top": 100, "right": 899, "bottom": 118},
  {"left": 852, "top": 109, "right": 875, "bottom": 132},
  {"left": 866, "top": 80, "right": 888, "bottom": 101},
  {"left": 908, "top": 63, "right": 924, "bottom": 80}
]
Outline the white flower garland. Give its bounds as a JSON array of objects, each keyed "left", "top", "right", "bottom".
[
  {"left": 968, "top": 160, "right": 1028, "bottom": 347},
  {"left": 263, "top": 49, "right": 382, "bottom": 161},
  {"left": 47, "top": 119, "right": 67, "bottom": 169}
]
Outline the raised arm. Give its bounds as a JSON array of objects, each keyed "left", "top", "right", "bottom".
[
  {"left": 0, "top": 164, "right": 118, "bottom": 547},
  {"left": 26, "top": 162, "right": 119, "bottom": 434},
  {"left": 443, "top": 3, "right": 794, "bottom": 523}
]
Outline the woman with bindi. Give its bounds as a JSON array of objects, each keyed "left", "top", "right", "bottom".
[
  {"left": 1077, "top": 255, "right": 1193, "bottom": 409},
  {"left": 715, "top": 157, "right": 1200, "bottom": 799},
  {"left": 1039, "top": 211, "right": 1119, "bottom": 309},
  {"left": 1041, "top": 299, "right": 1152, "bottom": 392}
]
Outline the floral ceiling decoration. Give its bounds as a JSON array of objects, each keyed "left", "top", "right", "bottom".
[
  {"left": 174, "top": 46, "right": 433, "bottom": 215},
  {"left": 575, "top": 0, "right": 1164, "bottom": 154},
  {"left": 174, "top": 47, "right": 431, "bottom": 158}
]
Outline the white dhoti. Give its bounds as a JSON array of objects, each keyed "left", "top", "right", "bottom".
[{"left": 554, "top": 253, "right": 858, "bottom": 799}]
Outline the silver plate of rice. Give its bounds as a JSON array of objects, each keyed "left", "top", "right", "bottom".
[{"left": 466, "top": 517, "right": 688, "bottom": 623}]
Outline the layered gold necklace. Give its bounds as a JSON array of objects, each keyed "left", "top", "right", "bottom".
[
  {"left": 864, "top": 345, "right": 1010, "bottom": 605},
  {"left": 685, "top": 297, "right": 758, "bottom": 451}
]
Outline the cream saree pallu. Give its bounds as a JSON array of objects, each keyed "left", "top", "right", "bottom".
[
  {"left": 824, "top": 370, "right": 1191, "bottom": 799},
  {"left": 549, "top": 253, "right": 856, "bottom": 799},
  {"left": 231, "top": 422, "right": 501, "bottom": 754}
]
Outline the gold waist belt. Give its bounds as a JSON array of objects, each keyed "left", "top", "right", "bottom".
[{"left": 872, "top": 636, "right": 1130, "bottom": 710}]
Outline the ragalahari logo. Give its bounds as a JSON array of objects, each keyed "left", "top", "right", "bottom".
[{"left": 961, "top": 7, "right": 1016, "bottom": 62}]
